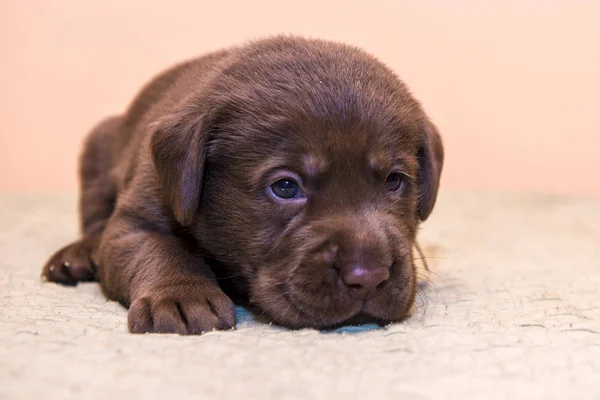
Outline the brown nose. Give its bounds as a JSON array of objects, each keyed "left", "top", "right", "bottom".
[{"left": 341, "top": 265, "right": 390, "bottom": 299}]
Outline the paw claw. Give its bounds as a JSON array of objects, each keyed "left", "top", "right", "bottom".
[
  {"left": 128, "top": 284, "right": 236, "bottom": 336},
  {"left": 41, "top": 237, "right": 99, "bottom": 285}
]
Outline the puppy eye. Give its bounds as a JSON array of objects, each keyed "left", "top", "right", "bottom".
[
  {"left": 385, "top": 172, "right": 407, "bottom": 193},
  {"left": 270, "top": 178, "right": 302, "bottom": 199}
]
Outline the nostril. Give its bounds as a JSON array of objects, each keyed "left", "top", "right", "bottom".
[{"left": 347, "top": 283, "right": 363, "bottom": 290}]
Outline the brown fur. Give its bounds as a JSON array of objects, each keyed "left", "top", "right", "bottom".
[{"left": 42, "top": 35, "right": 444, "bottom": 334}]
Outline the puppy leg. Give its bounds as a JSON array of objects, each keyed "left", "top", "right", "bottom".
[
  {"left": 79, "top": 116, "right": 121, "bottom": 237},
  {"left": 42, "top": 117, "right": 121, "bottom": 285},
  {"left": 96, "top": 216, "right": 236, "bottom": 335}
]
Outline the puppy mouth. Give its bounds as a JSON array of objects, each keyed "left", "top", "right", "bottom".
[
  {"left": 281, "top": 284, "right": 385, "bottom": 328},
  {"left": 254, "top": 255, "right": 414, "bottom": 329},
  {"left": 323, "top": 311, "right": 390, "bottom": 330}
]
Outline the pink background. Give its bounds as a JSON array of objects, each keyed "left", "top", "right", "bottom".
[{"left": 2, "top": 1, "right": 599, "bottom": 194}]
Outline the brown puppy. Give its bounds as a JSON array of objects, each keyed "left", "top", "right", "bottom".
[{"left": 42, "top": 35, "right": 444, "bottom": 334}]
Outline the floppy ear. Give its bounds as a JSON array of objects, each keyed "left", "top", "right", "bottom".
[
  {"left": 417, "top": 117, "right": 444, "bottom": 221},
  {"left": 150, "top": 110, "right": 210, "bottom": 226}
]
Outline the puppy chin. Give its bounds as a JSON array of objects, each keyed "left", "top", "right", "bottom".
[
  {"left": 249, "top": 264, "right": 417, "bottom": 329},
  {"left": 253, "top": 294, "right": 363, "bottom": 330},
  {"left": 248, "top": 273, "right": 357, "bottom": 329},
  {"left": 360, "top": 272, "right": 417, "bottom": 325}
]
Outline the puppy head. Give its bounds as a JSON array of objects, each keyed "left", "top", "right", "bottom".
[{"left": 153, "top": 36, "right": 444, "bottom": 328}]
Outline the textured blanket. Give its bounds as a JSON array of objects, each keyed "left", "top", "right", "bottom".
[{"left": 1, "top": 191, "right": 599, "bottom": 399}]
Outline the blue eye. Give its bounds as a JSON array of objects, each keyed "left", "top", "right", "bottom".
[
  {"left": 270, "top": 179, "right": 301, "bottom": 199},
  {"left": 386, "top": 173, "right": 406, "bottom": 193}
]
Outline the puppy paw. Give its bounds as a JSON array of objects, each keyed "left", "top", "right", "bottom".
[
  {"left": 128, "top": 282, "right": 236, "bottom": 335},
  {"left": 41, "top": 237, "right": 99, "bottom": 285}
]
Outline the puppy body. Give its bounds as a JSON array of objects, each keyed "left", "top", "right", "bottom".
[{"left": 43, "top": 36, "right": 443, "bottom": 334}]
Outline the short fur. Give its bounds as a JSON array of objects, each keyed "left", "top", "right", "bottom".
[{"left": 42, "top": 36, "right": 444, "bottom": 334}]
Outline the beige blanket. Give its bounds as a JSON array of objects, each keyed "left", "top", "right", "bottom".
[{"left": 1, "top": 191, "right": 599, "bottom": 399}]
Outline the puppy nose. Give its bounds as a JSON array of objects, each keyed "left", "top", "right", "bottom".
[{"left": 341, "top": 265, "right": 390, "bottom": 299}]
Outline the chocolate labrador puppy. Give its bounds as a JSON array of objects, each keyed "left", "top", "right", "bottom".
[{"left": 42, "top": 35, "right": 444, "bottom": 334}]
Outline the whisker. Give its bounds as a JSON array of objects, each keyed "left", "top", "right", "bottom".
[
  {"left": 414, "top": 267, "right": 443, "bottom": 319},
  {"left": 414, "top": 288, "right": 431, "bottom": 320},
  {"left": 415, "top": 280, "right": 442, "bottom": 317},
  {"left": 213, "top": 271, "right": 245, "bottom": 281},
  {"left": 416, "top": 272, "right": 439, "bottom": 293},
  {"left": 414, "top": 241, "right": 430, "bottom": 271},
  {"left": 420, "top": 268, "right": 448, "bottom": 288},
  {"left": 416, "top": 273, "right": 437, "bottom": 289}
]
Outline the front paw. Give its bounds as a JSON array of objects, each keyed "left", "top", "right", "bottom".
[
  {"left": 128, "top": 281, "right": 236, "bottom": 335},
  {"left": 41, "top": 237, "right": 99, "bottom": 285}
]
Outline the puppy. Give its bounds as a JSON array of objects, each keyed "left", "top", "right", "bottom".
[{"left": 42, "top": 35, "right": 444, "bottom": 334}]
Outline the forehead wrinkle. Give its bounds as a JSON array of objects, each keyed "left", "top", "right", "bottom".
[
  {"left": 247, "top": 149, "right": 327, "bottom": 190},
  {"left": 369, "top": 149, "right": 417, "bottom": 173},
  {"left": 220, "top": 111, "right": 420, "bottom": 188},
  {"left": 368, "top": 151, "right": 393, "bottom": 174},
  {"left": 303, "top": 153, "right": 328, "bottom": 180},
  {"left": 248, "top": 155, "right": 290, "bottom": 188}
]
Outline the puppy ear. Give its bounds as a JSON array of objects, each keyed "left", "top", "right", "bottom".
[
  {"left": 417, "top": 117, "right": 444, "bottom": 221},
  {"left": 150, "top": 110, "right": 210, "bottom": 226}
]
